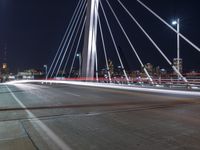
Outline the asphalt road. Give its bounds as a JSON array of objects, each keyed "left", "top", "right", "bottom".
[{"left": 0, "top": 83, "right": 200, "bottom": 150}]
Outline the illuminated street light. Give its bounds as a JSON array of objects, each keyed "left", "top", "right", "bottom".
[
  {"left": 172, "top": 20, "right": 178, "bottom": 25},
  {"left": 172, "top": 18, "right": 180, "bottom": 78},
  {"left": 77, "top": 53, "right": 81, "bottom": 77},
  {"left": 43, "top": 65, "right": 48, "bottom": 80}
]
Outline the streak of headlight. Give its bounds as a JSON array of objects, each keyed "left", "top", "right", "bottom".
[{"left": 6, "top": 80, "right": 200, "bottom": 96}]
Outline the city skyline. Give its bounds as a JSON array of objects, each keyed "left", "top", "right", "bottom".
[
  {"left": 0, "top": 1, "right": 200, "bottom": 149},
  {"left": 0, "top": 0, "right": 200, "bottom": 73}
]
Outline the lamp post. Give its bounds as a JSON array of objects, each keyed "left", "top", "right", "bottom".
[
  {"left": 172, "top": 18, "right": 180, "bottom": 78},
  {"left": 43, "top": 65, "right": 48, "bottom": 80},
  {"left": 76, "top": 53, "right": 81, "bottom": 77}
]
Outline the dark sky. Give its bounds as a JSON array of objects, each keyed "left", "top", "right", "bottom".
[{"left": 0, "top": 0, "right": 200, "bottom": 73}]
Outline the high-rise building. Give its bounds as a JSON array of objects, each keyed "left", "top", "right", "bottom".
[
  {"left": 2, "top": 63, "right": 8, "bottom": 73},
  {"left": 173, "top": 58, "right": 183, "bottom": 74},
  {"left": 108, "top": 59, "right": 114, "bottom": 76},
  {"left": 145, "top": 63, "right": 153, "bottom": 75},
  {"left": 0, "top": 42, "right": 9, "bottom": 77},
  {"left": 2, "top": 63, "right": 7, "bottom": 69}
]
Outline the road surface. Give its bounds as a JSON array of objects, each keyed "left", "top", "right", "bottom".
[{"left": 0, "top": 83, "right": 200, "bottom": 150}]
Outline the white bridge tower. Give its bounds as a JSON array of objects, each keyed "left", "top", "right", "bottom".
[{"left": 81, "top": 0, "right": 99, "bottom": 80}]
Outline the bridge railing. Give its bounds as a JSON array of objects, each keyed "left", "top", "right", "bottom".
[{"left": 44, "top": 77, "right": 200, "bottom": 89}]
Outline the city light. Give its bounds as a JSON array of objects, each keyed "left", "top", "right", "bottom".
[{"left": 172, "top": 20, "right": 178, "bottom": 25}]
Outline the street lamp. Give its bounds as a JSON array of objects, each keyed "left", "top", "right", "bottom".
[
  {"left": 172, "top": 20, "right": 178, "bottom": 25},
  {"left": 172, "top": 18, "right": 180, "bottom": 78},
  {"left": 43, "top": 65, "right": 48, "bottom": 80},
  {"left": 76, "top": 53, "right": 81, "bottom": 77}
]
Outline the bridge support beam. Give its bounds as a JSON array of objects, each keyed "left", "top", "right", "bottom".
[{"left": 81, "top": 0, "right": 99, "bottom": 80}]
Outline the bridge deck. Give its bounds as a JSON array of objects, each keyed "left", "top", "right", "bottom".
[{"left": 0, "top": 83, "right": 200, "bottom": 150}]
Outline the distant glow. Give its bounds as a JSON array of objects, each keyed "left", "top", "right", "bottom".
[
  {"left": 2, "top": 63, "right": 7, "bottom": 69},
  {"left": 172, "top": 20, "right": 177, "bottom": 25}
]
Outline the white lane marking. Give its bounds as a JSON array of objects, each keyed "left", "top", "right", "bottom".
[
  {"left": 6, "top": 85, "right": 72, "bottom": 150},
  {"left": 65, "top": 92, "right": 80, "bottom": 97}
]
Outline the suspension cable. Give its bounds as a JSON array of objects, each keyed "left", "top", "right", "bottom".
[
  {"left": 97, "top": 14, "right": 112, "bottom": 83},
  {"left": 94, "top": 0, "right": 99, "bottom": 82},
  {"left": 51, "top": 0, "right": 86, "bottom": 78},
  {"left": 137, "top": 0, "right": 200, "bottom": 53},
  {"left": 95, "top": 45, "right": 99, "bottom": 82},
  {"left": 106, "top": 0, "right": 153, "bottom": 83},
  {"left": 117, "top": 0, "right": 188, "bottom": 83},
  {"left": 100, "top": 1, "right": 129, "bottom": 83},
  {"left": 61, "top": 5, "right": 87, "bottom": 77},
  {"left": 69, "top": 18, "right": 87, "bottom": 78},
  {"left": 55, "top": 2, "right": 87, "bottom": 77},
  {"left": 95, "top": 0, "right": 111, "bottom": 83},
  {"left": 47, "top": 0, "right": 83, "bottom": 78}
]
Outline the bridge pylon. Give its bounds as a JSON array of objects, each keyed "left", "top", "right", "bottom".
[{"left": 81, "top": 0, "right": 99, "bottom": 80}]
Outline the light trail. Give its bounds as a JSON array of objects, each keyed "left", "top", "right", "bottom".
[{"left": 6, "top": 80, "right": 200, "bottom": 97}]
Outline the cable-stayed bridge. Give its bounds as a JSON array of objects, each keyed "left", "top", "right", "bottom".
[
  {"left": 44, "top": 0, "right": 200, "bottom": 89},
  {"left": 1, "top": 1, "right": 200, "bottom": 149}
]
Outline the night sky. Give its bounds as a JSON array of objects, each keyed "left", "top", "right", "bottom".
[{"left": 0, "top": 0, "right": 200, "bottom": 73}]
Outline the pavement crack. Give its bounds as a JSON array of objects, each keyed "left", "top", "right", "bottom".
[{"left": 20, "top": 120, "right": 40, "bottom": 150}]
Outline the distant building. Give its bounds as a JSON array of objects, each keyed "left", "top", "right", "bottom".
[
  {"left": 1, "top": 63, "right": 9, "bottom": 73},
  {"left": 130, "top": 70, "right": 140, "bottom": 78},
  {"left": 2, "top": 63, "right": 7, "bottom": 69},
  {"left": 0, "top": 63, "right": 9, "bottom": 82},
  {"left": 0, "top": 42, "right": 9, "bottom": 82},
  {"left": 155, "top": 66, "right": 160, "bottom": 76},
  {"left": 108, "top": 59, "right": 114, "bottom": 76},
  {"left": 17, "top": 69, "right": 43, "bottom": 79},
  {"left": 145, "top": 63, "right": 153, "bottom": 75},
  {"left": 173, "top": 58, "right": 183, "bottom": 74}
]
